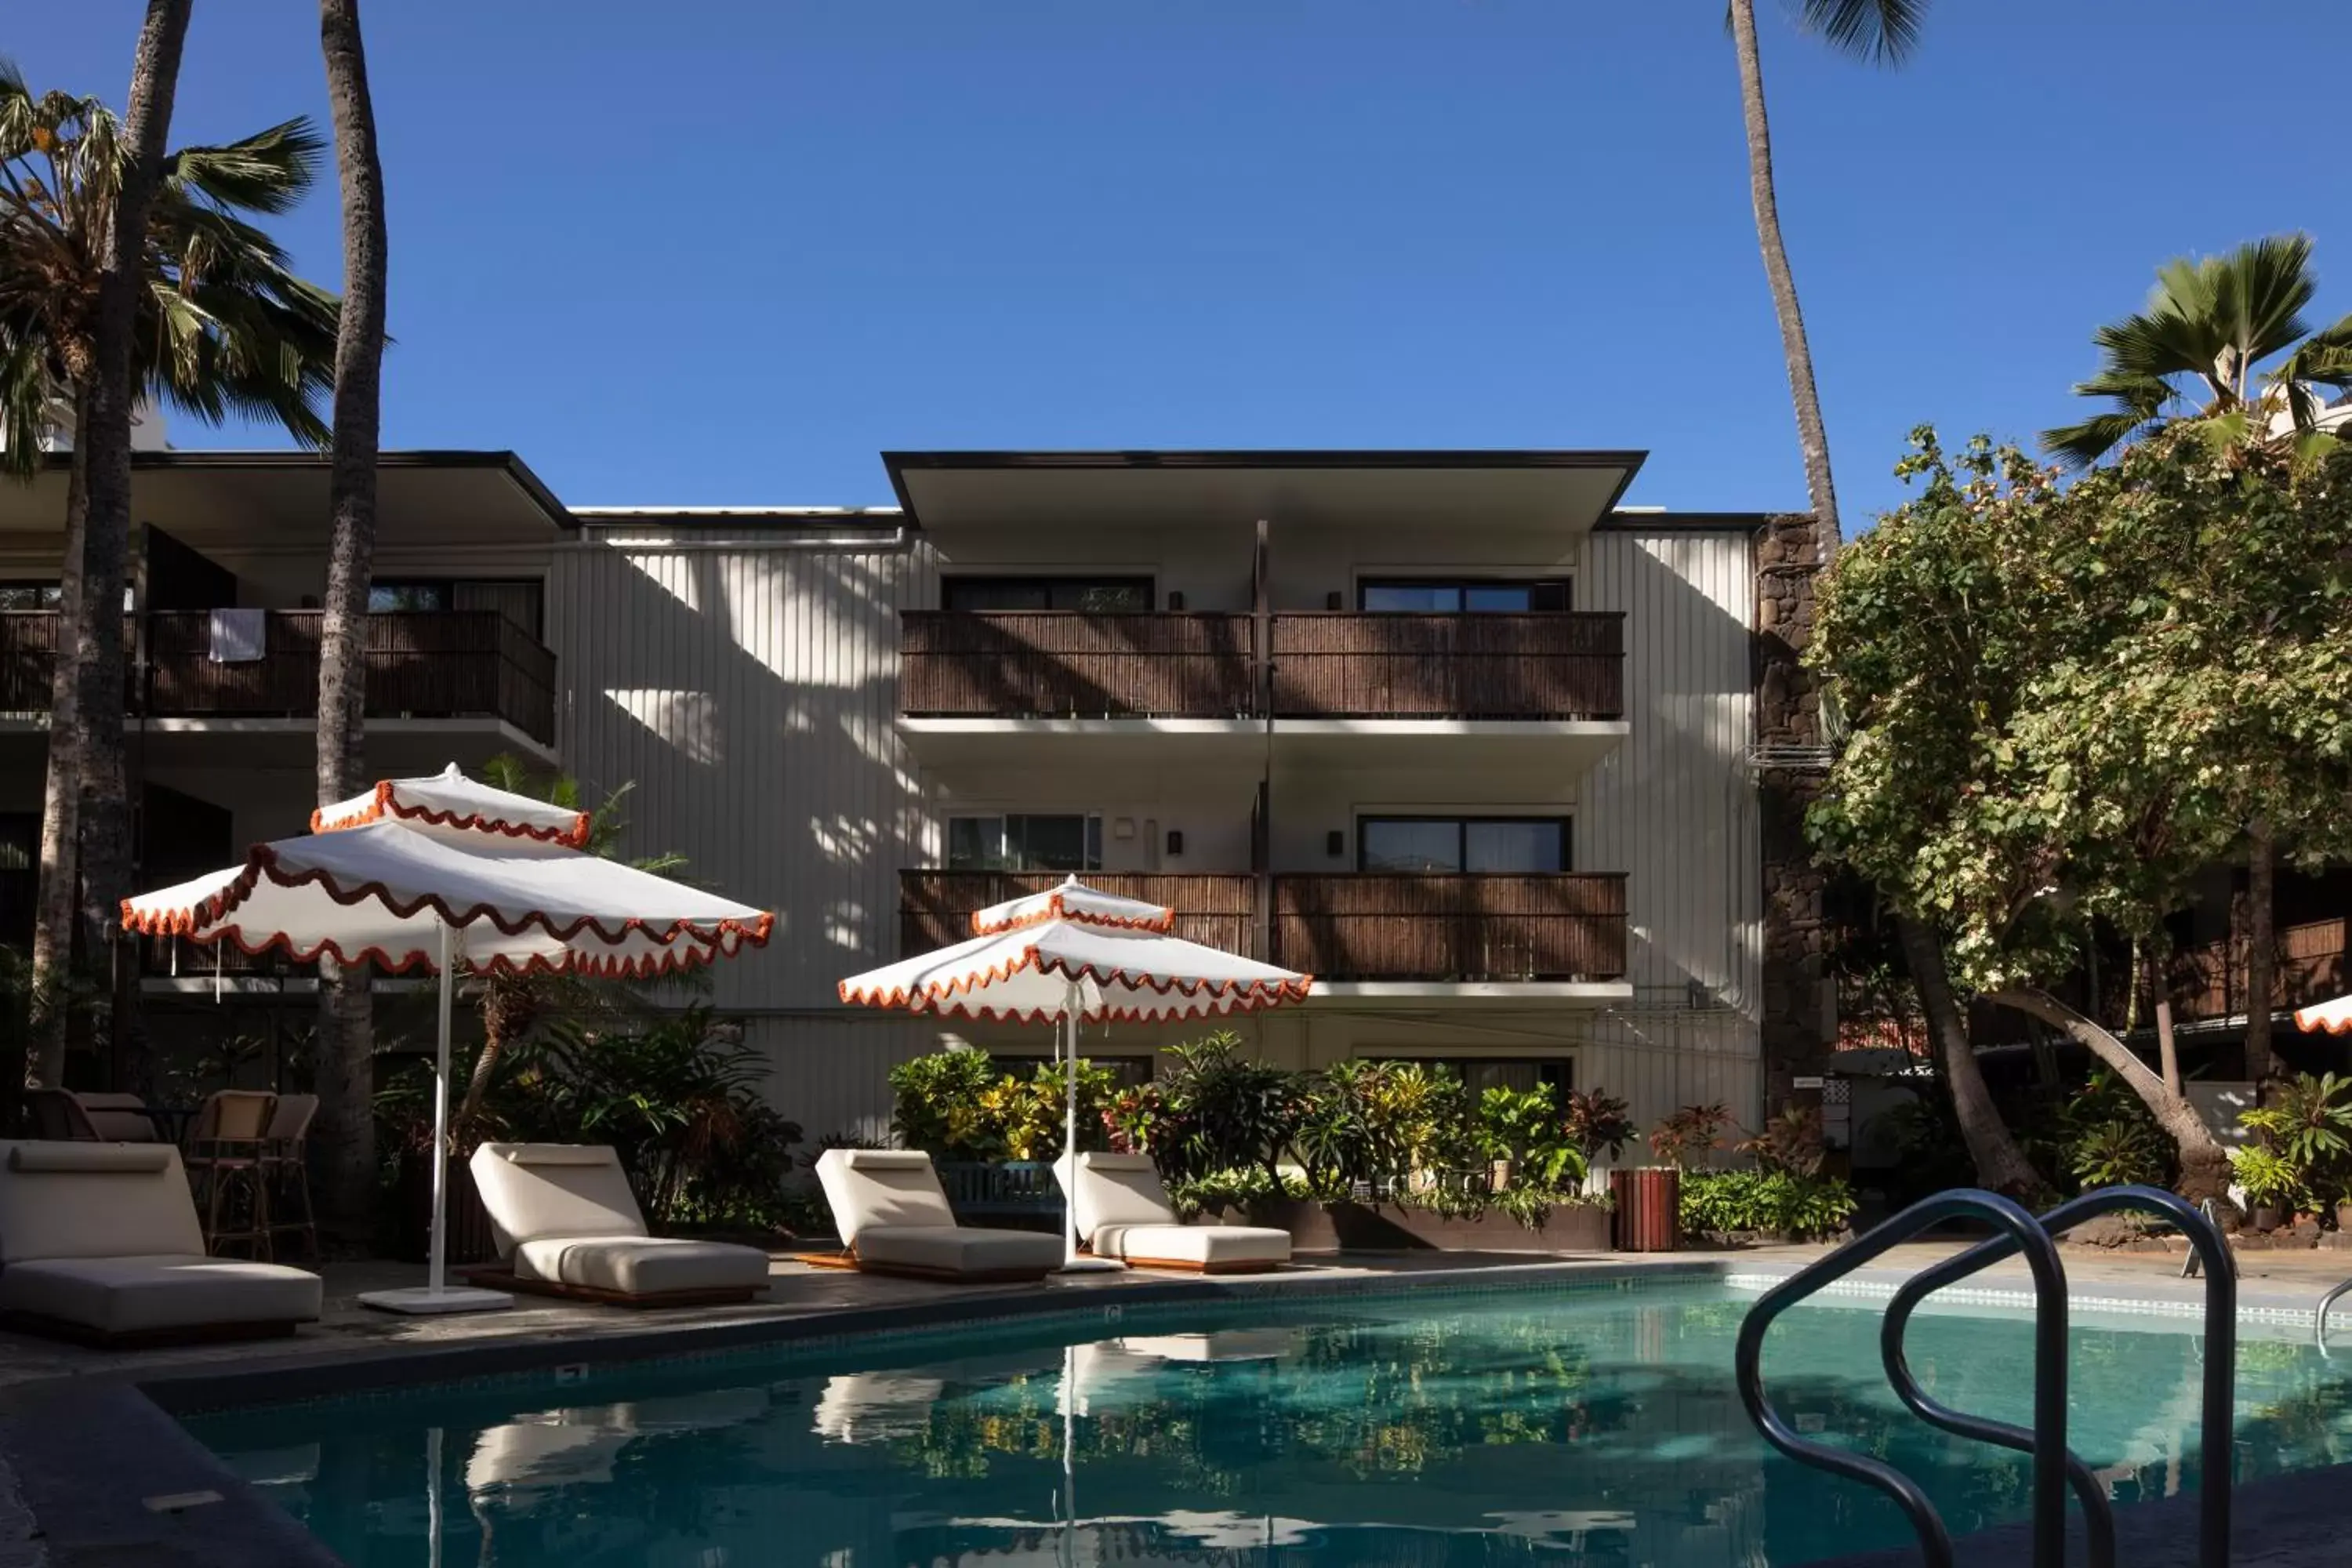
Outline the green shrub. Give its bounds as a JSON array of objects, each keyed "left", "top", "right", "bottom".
[
  {"left": 888, "top": 1048, "right": 1004, "bottom": 1161},
  {"left": 1156, "top": 1031, "right": 1300, "bottom": 1182},
  {"left": 1680, "top": 1169, "right": 1855, "bottom": 1240}
]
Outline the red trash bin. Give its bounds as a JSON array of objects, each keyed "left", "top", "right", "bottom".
[{"left": 1610, "top": 1167, "right": 1682, "bottom": 1252}]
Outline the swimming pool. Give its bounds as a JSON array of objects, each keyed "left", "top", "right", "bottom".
[{"left": 184, "top": 1280, "right": 2352, "bottom": 1567}]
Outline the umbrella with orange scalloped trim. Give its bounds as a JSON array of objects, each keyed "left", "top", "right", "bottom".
[
  {"left": 2296, "top": 996, "right": 2352, "bottom": 1035},
  {"left": 837, "top": 876, "right": 1310, "bottom": 1272},
  {"left": 122, "top": 764, "right": 773, "bottom": 1316}
]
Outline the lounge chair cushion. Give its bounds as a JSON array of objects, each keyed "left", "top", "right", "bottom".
[
  {"left": 470, "top": 1144, "right": 648, "bottom": 1256},
  {"left": 1057, "top": 1152, "right": 1182, "bottom": 1240},
  {"left": 850, "top": 1225, "right": 1062, "bottom": 1276},
  {"left": 0, "top": 1140, "right": 205, "bottom": 1262},
  {"left": 1091, "top": 1222, "right": 1291, "bottom": 1267},
  {"left": 510, "top": 1236, "right": 771, "bottom": 1297},
  {"left": 0, "top": 1254, "right": 321, "bottom": 1337},
  {"left": 815, "top": 1149, "right": 958, "bottom": 1243}
]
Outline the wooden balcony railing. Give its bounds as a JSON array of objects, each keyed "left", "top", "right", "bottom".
[
  {"left": 898, "top": 869, "right": 1632, "bottom": 983},
  {"left": 898, "top": 610, "right": 1627, "bottom": 722},
  {"left": 2168, "top": 916, "right": 2352, "bottom": 1024},
  {"left": 1273, "top": 873, "right": 1629, "bottom": 982},
  {"left": 901, "top": 612, "right": 1254, "bottom": 719},
  {"left": 1269, "top": 612, "right": 1624, "bottom": 720},
  {"left": 899, "top": 870, "right": 1260, "bottom": 958},
  {"left": 0, "top": 609, "right": 556, "bottom": 743}
]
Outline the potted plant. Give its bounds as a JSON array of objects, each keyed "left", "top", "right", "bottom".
[
  {"left": 2230, "top": 1145, "right": 2301, "bottom": 1233},
  {"left": 2334, "top": 1186, "right": 2352, "bottom": 1233}
]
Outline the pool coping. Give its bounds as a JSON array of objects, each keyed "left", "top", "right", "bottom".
[{"left": 7, "top": 1246, "right": 2348, "bottom": 1568}]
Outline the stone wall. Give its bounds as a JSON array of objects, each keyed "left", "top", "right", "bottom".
[{"left": 1754, "top": 513, "right": 1828, "bottom": 1104}]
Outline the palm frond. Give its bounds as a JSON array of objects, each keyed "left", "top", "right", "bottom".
[
  {"left": 2274, "top": 313, "right": 2352, "bottom": 392},
  {"left": 1788, "top": 0, "right": 1927, "bottom": 64},
  {"left": 163, "top": 117, "right": 324, "bottom": 216},
  {"left": 2040, "top": 410, "right": 2158, "bottom": 471}
]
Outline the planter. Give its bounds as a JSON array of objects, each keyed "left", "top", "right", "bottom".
[
  {"left": 2250, "top": 1203, "right": 2286, "bottom": 1235},
  {"left": 393, "top": 1147, "right": 497, "bottom": 1266},
  {"left": 1609, "top": 1167, "right": 1682, "bottom": 1253},
  {"left": 1240, "top": 1196, "right": 1612, "bottom": 1254},
  {"left": 2335, "top": 1202, "right": 2352, "bottom": 1232}
]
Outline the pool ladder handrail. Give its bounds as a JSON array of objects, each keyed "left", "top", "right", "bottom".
[
  {"left": 2318, "top": 1275, "right": 2352, "bottom": 1357},
  {"left": 1735, "top": 1189, "right": 2068, "bottom": 1568},
  {"left": 1880, "top": 1185, "right": 2234, "bottom": 1568},
  {"left": 1737, "top": 1185, "right": 2237, "bottom": 1568}
]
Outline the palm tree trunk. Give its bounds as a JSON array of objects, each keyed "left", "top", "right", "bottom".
[
  {"left": 312, "top": 0, "right": 390, "bottom": 1232},
  {"left": 1988, "top": 985, "right": 2233, "bottom": 1203},
  {"left": 76, "top": 0, "right": 193, "bottom": 1098},
  {"left": 1728, "top": 0, "right": 1842, "bottom": 556},
  {"left": 1895, "top": 914, "right": 2050, "bottom": 1200},
  {"left": 2147, "top": 953, "right": 2182, "bottom": 1097},
  {"left": 2245, "top": 816, "right": 2276, "bottom": 1085},
  {"left": 27, "top": 390, "right": 92, "bottom": 1087}
]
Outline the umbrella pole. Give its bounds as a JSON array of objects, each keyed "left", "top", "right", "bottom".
[
  {"left": 427, "top": 918, "right": 453, "bottom": 1296},
  {"left": 358, "top": 918, "right": 514, "bottom": 1315}
]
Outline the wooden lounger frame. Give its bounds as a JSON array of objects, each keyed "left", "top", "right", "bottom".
[
  {"left": 1112, "top": 1253, "right": 1285, "bottom": 1276},
  {"left": 458, "top": 1265, "right": 764, "bottom": 1310},
  {"left": 1, "top": 1309, "right": 305, "bottom": 1349},
  {"left": 796, "top": 1246, "right": 1056, "bottom": 1285}
]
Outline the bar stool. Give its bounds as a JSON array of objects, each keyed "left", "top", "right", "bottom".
[
  {"left": 260, "top": 1093, "right": 319, "bottom": 1263},
  {"left": 184, "top": 1090, "right": 277, "bottom": 1259}
]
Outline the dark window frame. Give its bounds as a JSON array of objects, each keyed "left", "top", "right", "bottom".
[
  {"left": 941, "top": 575, "right": 1158, "bottom": 613},
  {"left": 1356, "top": 814, "right": 1572, "bottom": 874},
  {"left": 1361, "top": 1055, "right": 1574, "bottom": 1094},
  {"left": 1356, "top": 576, "right": 1573, "bottom": 613},
  {"left": 945, "top": 812, "right": 1105, "bottom": 873}
]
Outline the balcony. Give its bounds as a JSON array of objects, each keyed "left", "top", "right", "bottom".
[
  {"left": 0, "top": 609, "right": 556, "bottom": 746},
  {"left": 896, "top": 869, "right": 1630, "bottom": 990},
  {"left": 898, "top": 610, "right": 1624, "bottom": 720},
  {"left": 1273, "top": 873, "right": 1628, "bottom": 983}
]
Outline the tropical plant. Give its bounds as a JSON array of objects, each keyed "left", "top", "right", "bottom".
[
  {"left": 0, "top": 53, "right": 338, "bottom": 1088},
  {"left": 452, "top": 755, "right": 692, "bottom": 1134},
  {"left": 1155, "top": 1031, "right": 1298, "bottom": 1183},
  {"left": 311, "top": 0, "right": 392, "bottom": 1229},
  {"left": 1560, "top": 1087, "right": 1635, "bottom": 1163},
  {"left": 1476, "top": 1083, "right": 1587, "bottom": 1191},
  {"left": 1737, "top": 1104, "right": 1825, "bottom": 1178},
  {"left": 2240, "top": 1073, "right": 2352, "bottom": 1196},
  {"left": 1100, "top": 1081, "right": 1163, "bottom": 1154},
  {"left": 1648, "top": 1104, "right": 1733, "bottom": 1171},
  {"left": 1291, "top": 1058, "right": 1394, "bottom": 1195},
  {"left": 1164, "top": 1164, "right": 1283, "bottom": 1221},
  {"left": 887, "top": 1047, "right": 1004, "bottom": 1161},
  {"left": 1681, "top": 1168, "right": 1857, "bottom": 1240},
  {"left": 2230, "top": 1144, "right": 2305, "bottom": 1214},
  {"left": 2042, "top": 235, "right": 2352, "bottom": 470}
]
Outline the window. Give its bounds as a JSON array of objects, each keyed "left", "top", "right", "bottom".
[
  {"left": 369, "top": 581, "right": 450, "bottom": 613},
  {"left": 1359, "top": 816, "right": 1567, "bottom": 873},
  {"left": 1359, "top": 578, "right": 1570, "bottom": 613},
  {"left": 0, "top": 584, "right": 59, "bottom": 612},
  {"left": 1370, "top": 1056, "right": 1572, "bottom": 1096},
  {"left": 943, "top": 576, "right": 1154, "bottom": 613},
  {"left": 947, "top": 814, "right": 1103, "bottom": 873}
]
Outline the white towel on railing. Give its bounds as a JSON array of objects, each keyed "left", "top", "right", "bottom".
[{"left": 207, "top": 608, "right": 267, "bottom": 662}]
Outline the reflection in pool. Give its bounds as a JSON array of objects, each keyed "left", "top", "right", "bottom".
[{"left": 187, "top": 1284, "right": 2352, "bottom": 1566}]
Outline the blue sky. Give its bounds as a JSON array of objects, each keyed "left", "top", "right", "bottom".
[{"left": 24, "top": 2, "right": 2352, "bottom": 521}]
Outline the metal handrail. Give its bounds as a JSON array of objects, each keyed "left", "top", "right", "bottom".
[
  {"left": 2318, "top": 1276, "right": 2352, "bottom": 1357},
  {"left": 1735, "top": 1189, "right": 2071, "bottom": 1568},
  {"left": 1881, "top": 1186, "right": 2230, "bottom": 1568}
]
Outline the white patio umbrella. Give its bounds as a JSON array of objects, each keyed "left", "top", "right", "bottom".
[
  {"left": 122, "top": 764, "right": 774, "bottom": 1315},
  {"left": 2297, "top": 996, "right": 2352, "bottom": 1035},
  {"left": 837, "top": 876, "right": 1311, "bottom": 1271}
]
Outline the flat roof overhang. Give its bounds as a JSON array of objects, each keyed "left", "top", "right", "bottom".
[
  {"left": 884, "top": 450, "right": 1647, "bottom": 535},
  {"left": 0, "top": 450, "right": 573, "bottom": 553}
]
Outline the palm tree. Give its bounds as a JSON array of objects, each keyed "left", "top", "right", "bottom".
[
  {"left": 1728, "top": 0, "right": 2048, "bottom": 1196},
  {"left": 2041, "top": 234, "right": 2352, "bottom": 469},
  {"left": 0, "top": 60, "right": 336, "bottom": 1087},
  {"left": 313, "top": 0, "right": 390, "bottom": 1231},
  {"left": 2042, "top": 237, "right": 2352, "bottom": 1090}
]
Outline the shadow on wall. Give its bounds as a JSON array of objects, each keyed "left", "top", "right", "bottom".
[
  {"left": 1593, "top": 532, "right": 1760, "bottom": 1015},
  {"left": 550, "top": 537, "right": 924, "bottom": 1016}
]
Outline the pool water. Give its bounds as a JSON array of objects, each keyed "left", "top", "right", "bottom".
[{"left": 187, "top": 1283, "right": 2352, "bottom": 1567}]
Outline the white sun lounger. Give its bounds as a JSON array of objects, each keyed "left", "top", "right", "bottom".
[
  {"left": 1054, "top": 1152, "right": 1290, "bottom": 1273},
  {"left": 814, "top": 1149, "right": 1062, "bottom": 1281},
  {"left": 466, "top": 1143, "right": 772, "bottom": 1306},
  {"left": 0, "top": 1140, "right": 321, "bottom": 1345}
]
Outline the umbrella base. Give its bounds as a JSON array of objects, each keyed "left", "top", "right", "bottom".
[
  {"left": 358, "top": 1285, "right": 516, "bottom": 1316},
  {"left": 1054, "top": 1257, "right": 1127, "bottom": 1276}
]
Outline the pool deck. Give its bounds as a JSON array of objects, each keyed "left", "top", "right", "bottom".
[{"left": 1, "top": 1238, "right": 2347, "bottom": 1566}]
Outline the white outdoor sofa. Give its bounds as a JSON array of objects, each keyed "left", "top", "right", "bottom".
[
  {"left": 1054, "top": 1152, "right": 1291, "bottom": 1273},
  {"left": 466, "top": 1143, "right": 773, "bottom": 1307},
  {"left": 815, "top": 1149, "right": 1062, "bottom": 1282},
  {"left": 0, "top": 1140, "right": 321, "bottom": 1346}
]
